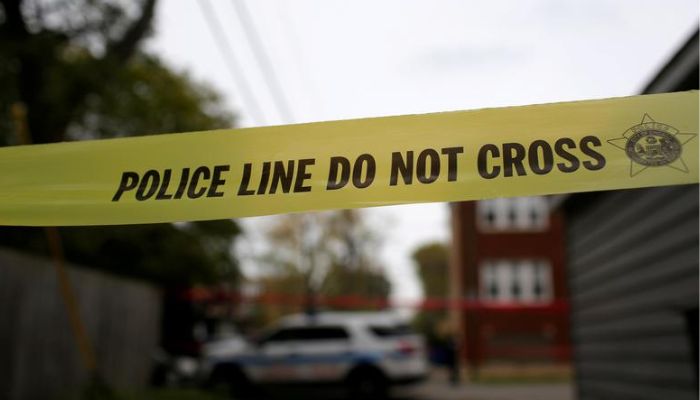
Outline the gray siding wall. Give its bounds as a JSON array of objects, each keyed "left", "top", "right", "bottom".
[
  {"left": 0, "top": 247, "right": 162, "bottom": 400},
  {"left": 567, "top": 185, "right": 699, "bottom": 400}
]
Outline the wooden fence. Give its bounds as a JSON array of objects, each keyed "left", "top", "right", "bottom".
[{"left": 0, "top": 247, "right": 162, "bottom": 400}]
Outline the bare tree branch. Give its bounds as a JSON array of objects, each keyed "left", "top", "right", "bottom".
[
  {"left": 0, "top": 0, "right": 28, "bottom": 37},
  {"left": 104, "top": 0, "right": 157, "bottom": 63}
]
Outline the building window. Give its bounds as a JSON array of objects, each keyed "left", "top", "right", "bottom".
[
  {"left": 477, "top": 196, "right": 550, "bottom": 232},
  {"left": 480, "top": 259, "right": 553, "bottom": 304}
]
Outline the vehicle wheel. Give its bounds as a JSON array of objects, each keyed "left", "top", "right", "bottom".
[
  {"left": 348, "top": 369, "right": 388, "bottom": 400},
  {"left": 228, "top": 369, "right": 255, "bottom": 400}
]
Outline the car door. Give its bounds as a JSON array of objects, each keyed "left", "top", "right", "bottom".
[
  {"left": 290, "top": 326, "right": 353, "bottom": 382},
  {"left": 243, "top": 327, "right": 300, "bottom": 383}
]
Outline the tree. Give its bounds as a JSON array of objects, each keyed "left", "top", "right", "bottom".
[
  {"left": 413, "top": 242, "right": 449, "bottom": 297},
  {"left": 0, "top": 0, "right": 159, "bottom": 144},
  {"left": 412, "top": 242, "right": 450, "bottom": 342},
  {"left": 67, "top": 53, "right": 233, "bottom": 140},
  {"left": 319, "top": 262, "right": 390, "bottom": 300},
  {"left": 249, "top": 210, "right": 390, "bottom": 324},
  {"left": 0, "top": 0, "right": 241, "bottom": 286}
]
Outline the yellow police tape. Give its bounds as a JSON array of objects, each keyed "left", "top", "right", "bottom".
[{"left": 1, "top": 91, "right": 697, "bottom": 226}]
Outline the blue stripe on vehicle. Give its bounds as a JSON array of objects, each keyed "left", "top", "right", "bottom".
[{"left": 215, "top": 351, "right": 386, "bottom": 367}]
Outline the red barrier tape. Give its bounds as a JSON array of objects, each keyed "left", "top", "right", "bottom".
[{"left": 179, "top": 288, "right": 569, "bottom": 312}]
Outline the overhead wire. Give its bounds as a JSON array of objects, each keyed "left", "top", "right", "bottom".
[
  {"left": 197, "top": 0, "right": 267, "bottom": 126},
  {"left": 230, "top": 0, "right": 295, "bottom": 123},
  {"left": 273, "top": 1, "right": 327, "bottom": 121}
]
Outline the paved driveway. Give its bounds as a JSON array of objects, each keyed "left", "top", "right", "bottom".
[
  {"left": 258, "top": 379, "right": 574, "bottom": 400},
  {"left": 394, "top": 380, "right": 574, "bottom": 400}
]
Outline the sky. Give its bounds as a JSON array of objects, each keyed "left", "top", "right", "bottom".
[{"left": 147, "top": 0, "right": 698, "bottom": 302}]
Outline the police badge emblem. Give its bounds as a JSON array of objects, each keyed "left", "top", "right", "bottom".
[{"left": 608, "top": 114, "right": 697, "bottom": 177}]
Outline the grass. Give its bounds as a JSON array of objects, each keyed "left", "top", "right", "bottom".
[
  {"left": 117, "top": 388, "right": 227, "bottom": 400},
  {"left": 57, "top": 386, "right": 227, "bottom": 400}
]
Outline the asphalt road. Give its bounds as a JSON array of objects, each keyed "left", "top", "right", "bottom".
[
  {"left": 394, "top": 380, "right": 574, "bottom": 400},
  {"left": 259, "top": 379, "right": 575, "bottom": 400}
]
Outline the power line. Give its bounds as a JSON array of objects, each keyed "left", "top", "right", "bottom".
[
  {"left": 198, "top": 0, "right": 267, "bottom": 125},
  {"left": 273, "top": 1, "right": 327, "bottom": 120},
  {"left": 231, "top": 0, "right": 295, "bottom": 123}
]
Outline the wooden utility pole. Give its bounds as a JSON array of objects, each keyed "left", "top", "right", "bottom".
[{"left": 10, "top": 102, "right": 98, "bottom": 374}]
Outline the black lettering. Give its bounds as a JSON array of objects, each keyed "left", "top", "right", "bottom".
[
  {"left": 478, "top": 145, "right": 500, "bottom": 179},
  {"left": 112, "top": 171, "right": 139, "bottom": 201},
  {"left": 156, "top": 169, "right": 173, "bottom": 200},
  {"left": 503, "top": 143, "right": 527, "bottom": 177},
  {"left": 237, "top": 164, "right": 255, "bottom": 196},
  {"left": 441, "top": 147, "right": 463, "bottom": 182},
  {"left": 136, "top": 170, "right": 160, "bottom": 201},
  {"left": 417, "top": 149, "right": 440, "bottom": 184},
  {"left": 327, "top": 157, "right": 351, "bottom": 190},
  {"left": 390, "top": 151, "right": 413, "bottom": 186},
  {"left": 352, "top": 154, "right": 375, "bottom": 189},
  {"left": 294, "top": 159, "right": 315, "bottom": 193},
  {"left": 270, "top": 161, "right": 294, "bottom": 194},
  {"left": 174, "top": 168, "right": 190, "bottom": 199},
  {"left": 528, "top": 140, "right": 554, "bottom": 175},
  {"left": 208, "top": 165, "right": 229, "bottom": 197},
  {"left": 188, "top": 166, "right": 210, "bottom": 198},
  {"left": 554, "top": 138, "right": 580, "bottom": 173},
  {"left": 257, "top": 162, "right": 271, "bottom": 195},
  {"left": 580, "top": 135, "right": 606, "bottom": 171}
]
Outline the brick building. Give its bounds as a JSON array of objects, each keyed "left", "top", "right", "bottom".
[{"left": 449, "top": 196, "right": 570, "bottom": 369}]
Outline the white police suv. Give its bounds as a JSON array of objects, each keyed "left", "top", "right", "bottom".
[{"left": 203, "top": 311, "right": 428, "bottom": 398}]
